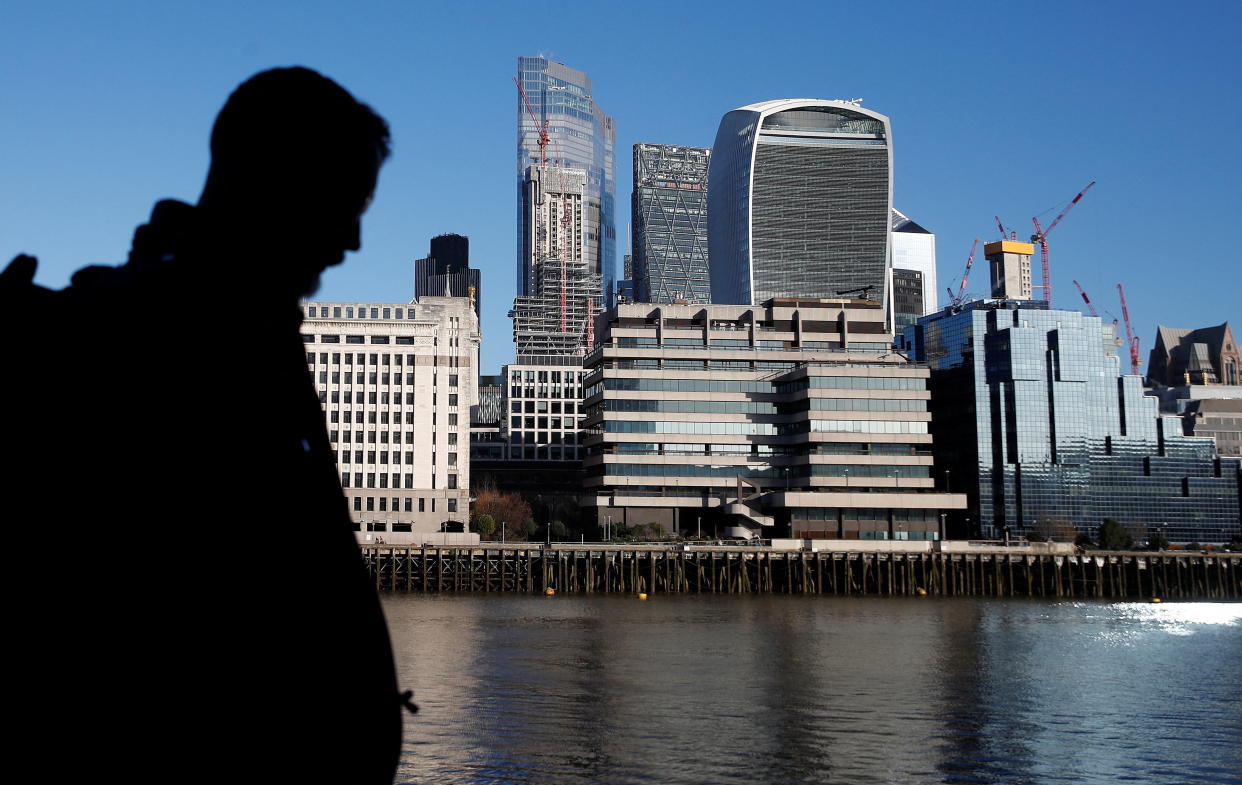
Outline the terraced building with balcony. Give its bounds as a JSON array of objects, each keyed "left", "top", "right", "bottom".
[{"left": 581, "top": 299, "right": 965, "bottom": 539}]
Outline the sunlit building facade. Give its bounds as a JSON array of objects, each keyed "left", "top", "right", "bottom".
[
  {"left": 582, "top": 298, "right": 965, "bottom": 539},
  {"left": 516, "top": 56, "right": 616, "bottom": 299},
  {"left": 301, "top": 298, "right": 480, "bottom": 544},
  {"left": 905, "top": 300, "right": 1241, "bottom": 543},
  {"left": 708, "top": 99, "right": 892, "bottom": 313}
]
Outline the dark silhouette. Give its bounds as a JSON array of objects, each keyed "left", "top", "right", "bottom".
[{"left": 3, "top": 68, "right": 402, "bottom": 783}]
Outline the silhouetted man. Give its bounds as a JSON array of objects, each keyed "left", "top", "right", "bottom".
[{"left": 4, "top": 68, "right": 401, "bottom": 783}]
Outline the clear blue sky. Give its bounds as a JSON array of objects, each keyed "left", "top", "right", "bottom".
[{"left": 3, "top": 0, "right": 1240, "bottom": 375}]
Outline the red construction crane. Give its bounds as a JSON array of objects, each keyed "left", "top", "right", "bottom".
[
  {"left": 516, "top": 77, "right": 574, "bottom": 337},
  {"left": 514, "top": 77, "right": 548, "bottom": 167},
  {"left": 1030, "top": 181, "right": 1096, "bottom": 307},
  {"left": 994, "top": 216, "right": 1017, "bottom": 241},
  {"left": 947, "top": 238, "right": 980, "bottom": 307},
  {"left": 1072, "top": 280, "right": 1098, "bottom": 317},
  {"left": 1117, "top": 283, "right": 1141, "bottom": 376}
]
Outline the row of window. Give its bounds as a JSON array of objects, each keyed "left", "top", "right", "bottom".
[
  {"left": 587, "top": 375, "right": 924, "bottom": 398},
  {"left": 319, "top": 391, "right": 457, "bottom": 406},
  {"left": 305, "top": 335, "right": 427, "bottom": 345},
  {"left": 341, "top": 472, "right": 458, "bottom": 489},
  {"left": 331, "top": 412, "right": 458, "bottom": 426},
  {"left": 590, "top": 397, "right": 928, "bottom": 416},
  {"left": 315, "top": 371, "right": 457, "bottom": 386},
  {"left": 511, "top": 400, "right": 577, "bottom": 414},
  {"left": 307, "top": 352, "right": 414, "bottom": 366},
  {"left": 331, "top": 431, "right": 456, "bottom": 444},
  {"left": 307, "top": 305, "right": 413, "bottom": 320},
  {"left": 350, "top": 496, "right": 456, "bottom": 514},
  {"left": 510, "top": 416, "right": 585, "bottom": 431},
  {"left": 589, "top": 463, "right": 929, "bottom": 479},
  {"left": 339, "top": 451, "right": 457, "bottom": 466},
  {"left": 593, "top": 442, "right": 928, "bottom": 457}
]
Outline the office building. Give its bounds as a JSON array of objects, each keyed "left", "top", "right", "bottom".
[
  {"left": 414, "top": 233, "right": 481, "bottom": 317},
  {"left": 582, "top": 298, "right": 965, "bottom": 539},
  {"left": 707, "top": 99, "right": 893, "bottom": 312},
  {"left": 1148, "top": 322, "right": 1240, "bottom": 387},
  {"left": 904, "top": 300, "right": 1241, "bottom": 543},
  {"left": 301, "top": 297, "right": 480, "bottom": 544},
  {"left": 891, "top": 209, "right": 937, "bottom": 330},
  {"left": 516, "top": 56, "right": 616, "bottom": 300},
  {"left": 632, "top": 143, "right": 711, "bottom": 303}
]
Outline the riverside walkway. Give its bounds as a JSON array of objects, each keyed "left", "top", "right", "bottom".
[{"left": 361, "top": 543, "right": 1241, "bottom": 600}]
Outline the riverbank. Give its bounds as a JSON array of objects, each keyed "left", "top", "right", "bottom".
[{"left": 361, "top": 544, "right": 1241, "bottom": 600}]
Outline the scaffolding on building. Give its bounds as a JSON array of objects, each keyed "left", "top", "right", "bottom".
[{"left": 512, "top": 164, "right": 603, "bottom": 357}]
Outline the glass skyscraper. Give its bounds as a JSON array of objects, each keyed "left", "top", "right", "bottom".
[
  {"left": 707, "top": 99, "right": 892, "bottom": 311},
  {"left": 904, "top": 300, "right": 1241, "bottom": 543},
  {"left": 516, "top": 57, "right": 616, "bottom": 300},
  {"left": 631, "top": 143, "right": 711, "bottom": 303}
]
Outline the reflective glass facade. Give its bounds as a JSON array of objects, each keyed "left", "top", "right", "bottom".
[
  {"left": 905, "top": 301, "right": 1242, "bottom": 543},
  {"left": 516, "top": 57, "right": 615, "bottom": 300},
  {"left": 632, "top": 143, "right": 711, "bottom": 303},
  {"left": 708, "top": 100, "right": 892, "bottom": 312}
]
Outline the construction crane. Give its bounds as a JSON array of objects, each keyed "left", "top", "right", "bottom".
[
  {"left": 994, "top": 217, "right": 1017, "bottom": 242},
  {"left": 516, "top": 77, "right": 573, "bottom": 337},
  {"left": 1029, "top": 181, "right": 1097, "bottom": 307},
  {"left": 1072, "top": 280, "right": 1098, "bottom": 317},
  {"left": 1117, "top": 283, "right": 1141, "bottom": 376},
  {"left": 514, "top": 77, "right": 548, "bottom": 167},
  {"left": 947, "top": 238, "right": 980, "bottom": 307}
]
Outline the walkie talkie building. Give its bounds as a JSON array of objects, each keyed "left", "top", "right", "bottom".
[{"left": 707, "top": 99, "right": 892, "bottom": 312}]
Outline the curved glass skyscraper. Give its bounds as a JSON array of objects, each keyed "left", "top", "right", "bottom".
[
  {"left": 516, "top": 57, "right": 616, "bottom": 301},
  {"left": 707, "top": 99, "right": 892, "bottom": 310}
]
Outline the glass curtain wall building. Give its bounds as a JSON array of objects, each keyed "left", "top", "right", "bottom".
[
  {"left": 708, "top": 99, "right": 892, "bottom": 314},
  {"left": 891, "top": 209, "right": 937, "bottom": 330},
  {"left": 904, "top": 300, "right": 1241, "bottom": 543},
  {"left": 631, "top": 143, "right": 711, "bottom": 303},
  {"left": 516, "top": 57, "right": 616, "bottom": 301}
]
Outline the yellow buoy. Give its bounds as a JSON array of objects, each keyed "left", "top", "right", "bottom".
[
  {"left": 916, "top": 588, "right": 928, "bottom": 596},
  {"left": 637, "top": 592, "right": 648, "bottom": 600},
  {"left": 1150, "top": 597, "right": 1162, "bottom": 603},
  {"left": 544, "top": 587, "right": 555, "bottom": 596}
]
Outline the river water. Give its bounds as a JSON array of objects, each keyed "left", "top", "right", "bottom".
[{"left": 383, "top": 595, "right": 1242, "bottom": 784}]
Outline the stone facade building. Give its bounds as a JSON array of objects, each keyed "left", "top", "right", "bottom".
[
  {"left": 582, "top": 298, "right": 965, "bottom": 540},
  {"left": 1148, "top": 322, "right": 1239, "bottom": 387},
  {"left": 301, "top": 297, "right": 479, "bottom": 544}
]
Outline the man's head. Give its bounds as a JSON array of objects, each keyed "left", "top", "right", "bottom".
[{"left": 198, "top": 67, "right": 390, "bottom": 296}]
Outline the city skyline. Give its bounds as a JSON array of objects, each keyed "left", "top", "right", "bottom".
[{"left": 3, "top": 1, "right": 1240, "bottom": 376}]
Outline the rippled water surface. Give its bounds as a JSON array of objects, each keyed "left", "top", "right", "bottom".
[{"left": 383, "top": 595, "right": 1242, "bottom": 784}]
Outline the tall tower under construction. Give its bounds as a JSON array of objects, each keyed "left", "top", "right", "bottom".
[
  {"left": 516, "top": 56, "right": 616, "bottom": 301},
  {"left": 512, "top": 165, "right": 602, "bottom": 356}
]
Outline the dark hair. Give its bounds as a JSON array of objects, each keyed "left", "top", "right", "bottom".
[{"left": 209, "top": 67, "right": 390, "bottom": 179}]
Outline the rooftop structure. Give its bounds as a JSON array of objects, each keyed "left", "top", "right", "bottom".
[
  {"left": 414, "top": 233, "right": 481, "bottom": 317},
  {"left": 1148, "top": 322, "right": 1239, "bottom": 387},
  {"left": 890, "top": 209, "right": 938, "bottom": 331}
]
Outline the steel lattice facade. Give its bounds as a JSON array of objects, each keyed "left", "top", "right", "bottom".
[{"left": 631, "top": 143, "right": 711, "bottom": 303}]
